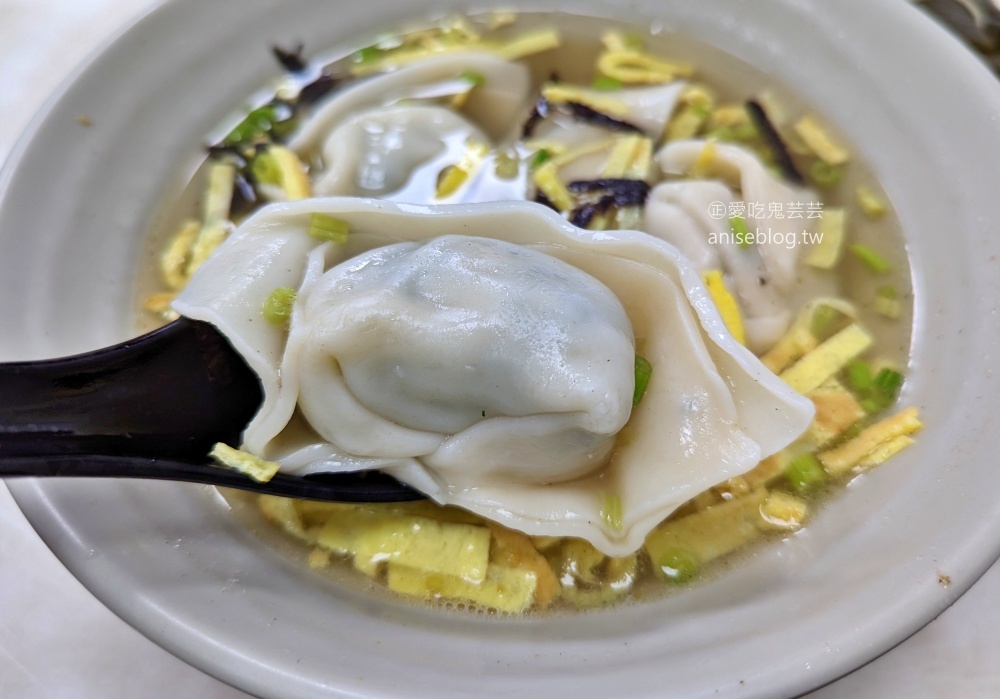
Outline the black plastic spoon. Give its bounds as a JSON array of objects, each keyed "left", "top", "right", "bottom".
[{"left": 0, "top": 319, "right": 421, "bottom": 502}]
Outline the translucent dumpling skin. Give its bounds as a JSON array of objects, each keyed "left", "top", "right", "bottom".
[
  {"left": 295, "top": 235, "right": 635, "bottom": 484},
  {"left": 174, "top": 198, "right": 814, "bottom": 555},
  {"left": 289, "top": 51, "right": 531, "bottom": 154},
  {"left": 311, "top": 105, "right": 488, "bottom": 201}
]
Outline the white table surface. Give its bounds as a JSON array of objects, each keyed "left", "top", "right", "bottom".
[{"left": 1, "top": 1, "right": 998, "bottom": 697}]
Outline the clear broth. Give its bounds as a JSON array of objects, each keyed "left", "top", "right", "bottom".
[{"left": 134, "top": 10, "right": 914, "bottom": 615}]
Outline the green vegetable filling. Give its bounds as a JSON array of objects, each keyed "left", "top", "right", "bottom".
[
  {"left": 633, "top": 355, "right": 653, "bottom": 406},
  {"left": 262, "top": 287, "right": 297, "bottom": 325},
  {"left": 784, "top": 453, "right": 828, "bottom": 496}
]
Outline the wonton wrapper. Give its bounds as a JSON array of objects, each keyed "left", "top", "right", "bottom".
[
  {"left": 292, "top": 51, "right": 533, "bottom": 205},
  {"left": 174, "top": 199, "right": 814, "bottom": 555},
  {"left": 655, "top": 139, "right": 818, "bottom": 290},
  {"left": 311, "top": 104, "right": 488, "bottom": 200},
  {"left": 643, "top": 180, "right": 792, "bottom": 353}
]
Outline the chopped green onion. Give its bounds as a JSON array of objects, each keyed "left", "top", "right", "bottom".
[
  {"left": 459, "top": 71, "right": 486, "bottom": 87},
  {"left": 840, "top": 421, "right": 864, "bottom": 442},
  {"left": 704, "top": 125, "right": 729, "bottom": 141},
  {"left": 729, "top": 122, "right": 758, "bottom": 142},
  {"left": 690, "top": 103, "right": 712, "bottom": 119},
  {"left": 873, "top": 367, "right": 904, "bottom": 395},
  {"left": 784, "top": 453, "right": 828, "bottom": 496},
  {"left": 845, "top": 360, "right": 873, "bottom": 393},
  {"left": 224, "top": 105, "right": 277, "bottom": 146},
  {"left": 351, "top": 45, "right": 383, "bottom": 64},
  {"left": 622, "top": 31, "right": 646, "bottom": 50},
  {"left": 262, "top": 287, "right": 297, "bottom": 325},
  {"left": 849, "top": 243, "right": 890, "bottom": 273},
  {"left": 859, "top": 397, "right": 883, "bottom": 415},
  {"left": 658, "top": 547, "right": 700, "bottom": 584},
  {"left": 494, "top": 151, "right": 520, "bottom": 179},
  {"left": 856, "top": 185, "right": 887, "bottom": 220},
  {"left": 529, "top": 148, "right": 553, "bottom": 169},
  {"left": 874, "top": 285, "right": 902, "bottom": 319},
  {"left": 729, "top": 215, "right": 752, "bottom": 248},
  {"left": 874, "top": 299, "right": 901, "bottom": 320},
  {"left": 765, "top": 163, "right": 784, "bottom": 180},
  {"left": 600, "top": 493, "right": 624, "bottom": 531},
  {"left": 308, "top": 213, "right": 350, "bottom": 243},
  {"left": 876, "top": 285, "right": 898, "bottom": 301},
  {"left": 633, "top": 355, "right": 653, "bottom": 406},
  {"left": 269, "top": 112, "right": 299, "bottom": 141},
  {"left": 222, "top": 103, "right": 297, "bottom": 148},
  {"left": 809, "top": 160, "right": 844, "bottom": 188},
  {"left": 851, "top": 365, "right": 904, "bottom": 414},
  {"left": 707, "top": 122, "right": 757, "bottom": 143},
  {"left": 250, "top": 151, "right": 282, "bottom": 186},
  {"left": 591, "top": 75, "right": 623, "bottom": 91},
  {"left": 705, "top": 125, "right": 733, "bottom": 142},
  {"left": 809, "top": 304, "right": 848, "bottom": 340}
]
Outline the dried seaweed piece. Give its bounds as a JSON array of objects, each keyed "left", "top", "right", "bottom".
[
  {"left": 745, "top": 99, "right": 804, "bottom": 186},
  {"left": 272, "top": 43, "right": 307, "bottom": 72},
  {"left": 565, "top": 178, "right": 650, "bottom": 228},
  {"left": 204, "top": 143, "right": 249, "bottom": 160},
  {"left": 569, "top": 194, "right": 617, "bottom": 228},
  {"left": 567, "top": 178, "right": 650, "bottom": 206},
  {"left": 298, "top": 73, "right": 342, "bottom": 105},
  {"left": 563, "top": 102, "right": 644, "bottom": 134},
  {"left": 533, "top": 190, "right": 559, "bottom": 211},
  {"left": 229, "top": 170, "right": 259, "bottom": 220},
  {"left": 522, "top": 96, "right": 551, "bottom": 138}
]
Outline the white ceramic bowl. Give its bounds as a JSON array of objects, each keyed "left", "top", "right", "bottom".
[{"left": 2, "top": 0, "right": 1000, "bottom": 697}]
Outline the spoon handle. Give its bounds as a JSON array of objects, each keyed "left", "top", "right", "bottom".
[
  {"left": 0, "top": 453, "right": 421, "bottom": 502},
  {"left": 0, "top": 319, "right": 260, "bottom": 462},
  {"left": 0, "top": 319, "right": 422, "bottom": 502}
]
